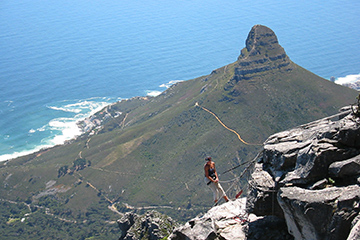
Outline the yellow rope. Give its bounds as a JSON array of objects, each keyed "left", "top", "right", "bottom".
[{"left": 195, "top": 102, "right": 261, "bottom": 146}]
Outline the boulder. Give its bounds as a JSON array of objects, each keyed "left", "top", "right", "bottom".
[
  {"left": 278, "top": 185, "right": 360, "bottom": 240},
  {"left": 329, "top": 154, "right": 360, "bottom": 178},
  {"left": 261, "top": 111, "right": 360, "bottom": 185},
  {"left": 117, "top": 210, "right": 178, "bottom": 240},
  {"left": 118, "top": 212, "right": 136, "bottom": 239},
  {"left": 246, "top": 108, "right": 360, "bottom": 240},
  {"left": 246, "top": 215, "right": 293, "bottom": 240},
  {"left": 246, "top": 163, "right": 283, "bottom": 217},
  {"left": 169, "top": 198, "right": 292, "bottom": 240},
  {"left": 169, "top": 198, "right": 248, "bottom": 240},
  {"left": 347, "top": 215, "right": 360, "bottom": 240}
]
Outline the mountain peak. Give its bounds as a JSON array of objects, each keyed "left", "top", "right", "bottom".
[
  {"left": 242, "top": 25, "right": 284, "bottom": 59},
  {"left": 227, "top": 25, "right": 292, "bottom": 85}
]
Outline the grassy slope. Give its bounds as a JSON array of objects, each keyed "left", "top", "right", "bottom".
[{"left": 0, "top": 49, "right": 358, "bottom": 226}]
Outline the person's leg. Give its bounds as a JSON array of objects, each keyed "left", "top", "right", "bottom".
[
  {"left": 205, "top": 177, "right": 219, "bottom": 202},
  {"left": 208, "top": 182, "right": 219, "bottom": 203},
  {"left": 214, "top": 182, "right": 229, "bottom": 202}
]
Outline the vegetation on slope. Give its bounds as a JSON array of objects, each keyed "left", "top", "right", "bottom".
[{"left": 0, "top": 25, "right": 358, "bottom": 238}]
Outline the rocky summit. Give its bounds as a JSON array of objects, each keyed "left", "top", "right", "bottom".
[
  {"left": 225, "top": 24, "right": 292, "bottom": 92},
  {"left": 238, "top": 24, "right": 291, "bottom": 74},
  {"left": 170, "top": 106, "right": 360, "bottom": 240}
]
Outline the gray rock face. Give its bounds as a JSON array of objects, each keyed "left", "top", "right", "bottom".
[
  {"left": 348, "top": 215, "right": 360, "bottom": 240},
  {"left": 117, "top": 211, "right": 178, "bottom": 240},
  {"left": 234, "top": 25, "right": 292, "bottom": 81},
  {"left": 329, "top": 154, "right": 360, "bottom": 178},
  {"left": 169, "top": 198, "right": 248, "bottom": 240},
  {"left": 262, "top": 110, "right": 360, "bottom": 185},
  {"left": 246, "top": 163, "right": 283, "bottom": 217},
  {"left": 278, "top": 185, "right": 360, "bottom": 240},
  {"left": 168, "top": 198, "right": 292, "bottom": 240},
  {"left": 247, "top": 108, "right": 360, "bottom": 240}
]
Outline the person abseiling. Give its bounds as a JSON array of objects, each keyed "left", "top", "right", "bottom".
[{"left": 204, "top": 156, "right": 229, "bottom": 204}]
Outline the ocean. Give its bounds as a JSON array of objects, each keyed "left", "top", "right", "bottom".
[{"left": 1, "top": 0, "right": 359, "bottom": 161}]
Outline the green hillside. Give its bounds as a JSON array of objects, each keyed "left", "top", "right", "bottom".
[{"left": 0, "top": 25, "right": 358, "bottom": 238}]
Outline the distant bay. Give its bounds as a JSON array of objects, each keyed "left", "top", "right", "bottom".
[{"left": 1, "top": 0, "right": 359, "bottom": 161}]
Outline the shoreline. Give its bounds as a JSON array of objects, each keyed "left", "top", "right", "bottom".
[
  {"left": 0, "top": 100, "right": 119, "bottom": 163},
  {"left": 1, "top": 76, "right": 357, "bottom": 163},
  {"left": 0, "top": 95, "right": 158, "bottom": 164}
]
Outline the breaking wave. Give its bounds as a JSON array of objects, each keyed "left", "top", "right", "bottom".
[
  {"left": 0, "top": 97, "right": 119, "bottom": 162},
  {"left": 335, "top": 73, "right": 360, "bottom": 85},
  {"left": 146, "top": 80, "right": 184, "bottom": 97},
  {"left": 159, "top": 80, "right": 184, "bottom": 88}
]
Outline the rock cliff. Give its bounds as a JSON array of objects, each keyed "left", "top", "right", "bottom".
[
  {"left": 225, "top": 24, "right": 292, "bottom": 92},
  {"left": 169, "top": 198, "right": 248, "bottom": 240},
  {"left": 169, "top": 106, "right": 360, "bottom": 239},
  {"left": 250, "top": 105, "right": 360, "bottom": 240},
  {"left": 117, "top": 211, "right": 178, "bottom": 240}
]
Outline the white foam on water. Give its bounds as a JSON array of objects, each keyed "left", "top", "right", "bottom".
[
  {"left": 48, "top": 106, "right": 82, "bottom": 113},
  {"left": 146, "top": 80, "right": 184, "bottom": 97},
  {"left": 28, "top": 129, "right": 36, "bottom": 134},
  {"left": 146, "top": 90, "right": 162, "bottom": 97},
  {"left": 159, "top": 80, "right": 184, "bottom": 88},
  {"left": 0, "top": 146, "right": 52, "bottom": 162},
  {"left": 0, "top": 97, "right": 117, "bottom": 162},
  {"left": 335, "top": 73, "right": 360, "bottom": 85},
  {"left": 47, "top": 118, "right": 82, "bottom": 145},
  {"left": 45, "top": 99, "right": 114, "bottom": 144}
]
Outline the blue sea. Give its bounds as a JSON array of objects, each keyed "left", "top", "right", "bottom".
[{"left": 1, "top": 0, "right": 359, "bottom": 161}]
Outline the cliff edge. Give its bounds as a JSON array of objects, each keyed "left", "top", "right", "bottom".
[
  {"left": 169, "top": 105, "right": 360, "bottom": 240},
  {"left": 249, "top": 105, "right": 360, "bottom": 240}
]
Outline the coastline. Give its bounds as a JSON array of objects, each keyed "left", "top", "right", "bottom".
[
  {"left": 0, "top": 99, "right": 117, "bottom": 163},
  {"left": 0, "top": 95, "right": 158, "bottom": 163}
]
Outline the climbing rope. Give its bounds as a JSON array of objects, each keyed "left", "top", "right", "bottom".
[
  {"left": 221, "top": 159, "right": 255, "bottom": 175},
  {"left": 195, "top": 102, "right": 263, "bottom": 203},
  {"left": 221, "top": 158, "right": 256, "bottom": 189},
  {"left": 195, "top": 102, "right": 262, "bottom": 146},
  {"left": 219, "top": 158, "right": 255, "bottom": 183},
  {"left": 210, "top": 154, "right": 258, "bottom": 206},
  {"left": 209, "top": 159, "right": 256, "bottom": 206}
]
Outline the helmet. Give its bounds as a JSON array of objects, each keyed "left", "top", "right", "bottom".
[{"left": 205, "top": 156, "right": 212, "bottom": 161}]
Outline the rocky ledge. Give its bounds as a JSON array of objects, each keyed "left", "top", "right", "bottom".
[
  {"left": 169, "top": 106, "right": 360, "bottom": 240},
  {"left": 117, "top": 210, "right": 178, "bottom": 240},
  {"left": 169, "top": 198, "right": 247, "bottom": 240},
  {"left": 248, "top": 105, "right": 360, "bottom": 240}
]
